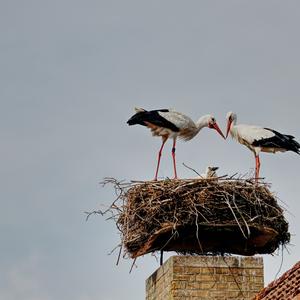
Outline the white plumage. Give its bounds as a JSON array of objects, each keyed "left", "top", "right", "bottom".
[
  {"left": 230, "top": 125, "right": 275, "bottom": 147},
  {"left": 158, "top": 111, "right": 198, "bottom": 139}
]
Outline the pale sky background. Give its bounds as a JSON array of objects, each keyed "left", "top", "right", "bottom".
[{"left": 1, "top": 1, "right": 300, "bottom": 299}]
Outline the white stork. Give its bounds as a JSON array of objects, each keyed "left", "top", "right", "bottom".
[
  {"left": 127, "top": 108, "right": 225, "bottom": 180},
  {"left": 226, "top": 111, "right": 300, "bottom": 181}
]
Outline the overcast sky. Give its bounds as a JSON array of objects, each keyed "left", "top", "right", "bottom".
[{"left": 1, "top": 1, "right": 300, "bottom": 299}]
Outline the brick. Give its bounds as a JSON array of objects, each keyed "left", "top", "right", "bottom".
[
  {"left": 189, "top": 289, "right": 208, "bottom": 297},
  {"left": 171, "top": 280, "right": 186, "bottom": 290},
  {"left": 173, "top": 289, "right": 189, "bottom": 297},
  {"left": 215, "top": 282, "right": 228, "bottom": 289},
  {"left": 173, "top": 266, "right": 185, "bottom": 274},
  {"left": 200, "top": 281, "right": 215, "bottom": 289},
  {"left": 200, "top": 267, "right": 216, "bottom": 274},
  {"left": 215, "top": 267, "right": 230, "bottom": 274},
  {"left": 172, "top": 274, "right": 191, "bottom": 281},
  {"left": 185, "top": 266, "right": 201, "bottom": 274},
  {"left": 186, "top": 281, "right": 201, "bottom": 289},
  {"left": 196, "top": 273, "right": 215, "bottom": 282}
]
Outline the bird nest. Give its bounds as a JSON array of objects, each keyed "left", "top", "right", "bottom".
[{"left": 95, "top": 177, "right": 290, "bottom": 259}]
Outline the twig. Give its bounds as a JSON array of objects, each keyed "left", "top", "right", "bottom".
[
  {"left": 116, "top": 244, "right": 123, "bottom": 266},
  {"left": 232, "top": 194, "right": 250, "bottom": 238},
  {"left": 274, "top": 245, "right": 284, "bottom": 280},
  {"left": 182, "top": 162, "right": 202, "bottom": 176},
  {"left": 129, "top": 257, "right": 137, "bottom": 273},
  {"left": 224, "top": 195, "right": 248, "bottom": 239}
]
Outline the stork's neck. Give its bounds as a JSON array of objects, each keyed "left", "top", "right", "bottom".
[
  {"left": 229, "top": 118, "right": 238, "bottom": 138},
  {"left": 195, "top": 115, "right": 210, "bottom": 131},
  {"left": 182, "top": 116, "right": 208, "bottom": 140}
]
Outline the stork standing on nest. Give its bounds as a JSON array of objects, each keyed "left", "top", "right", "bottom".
[
  {"left": 127, "top": 108, "right": 225, "bottom": 180},
  {"left": 226, "top": 111, "right": 300, "bottom": 182}
]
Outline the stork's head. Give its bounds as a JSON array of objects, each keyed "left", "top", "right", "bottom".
[
  {"left": 208, "top": 166, "right": 219, "bottom": 172},
  {"left": 226, "top": 111, "right": 237, "bottom": 138},
  {"left": 206, "top": 115, "right": 225, "bottom": 139}
]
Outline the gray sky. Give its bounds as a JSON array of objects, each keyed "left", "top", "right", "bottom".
[{"left": 1, "top": 0, "right": 300, "bottom": 299}]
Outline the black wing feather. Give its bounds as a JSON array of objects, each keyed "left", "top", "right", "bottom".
[
  {"left": 252, "top": 128, "right": 300, "bottom": 154},
  {"left": 127, "top": 109, "right": 180, "bottom": 132}
]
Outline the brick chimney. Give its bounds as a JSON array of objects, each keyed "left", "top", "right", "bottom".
[{"left": 146, "top": 256, "right": 264, "bottom": 300}]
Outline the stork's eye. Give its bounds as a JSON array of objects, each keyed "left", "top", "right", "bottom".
[{"left": 211, "top": 118, "right": 215, "bottom": 123}]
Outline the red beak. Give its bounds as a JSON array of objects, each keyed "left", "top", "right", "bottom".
[
  {"left": 226, "top": 119, "right": 232, "bottom": 139},
  {"left": 212, "top": 122, "right": 226, "bottom": 139}
]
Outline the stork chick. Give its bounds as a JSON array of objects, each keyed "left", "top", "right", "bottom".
[{"left": 200, "top": 166, "right": 219, "bottom": 179}]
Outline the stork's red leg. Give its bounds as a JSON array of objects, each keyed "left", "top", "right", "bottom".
[
  {"left": 154, "top": 137, "right": 167, "bottom": 180},
  {"left": 255, "top": 155, "right": 261, "bottom": 182},
  {"left": 172, "top": 138, "right": 178, "bottom": 179},
  {"left": 257, "top": 155, "right": 261, "bottom": 179}
]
